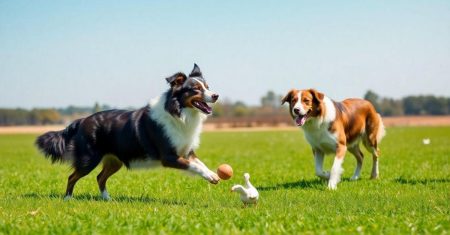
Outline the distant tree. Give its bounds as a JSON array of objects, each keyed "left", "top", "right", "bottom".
[
  {"left": 403, "top": 96, "right": 426, "bottom": 115},
  {"left": 212, "top": 102, "right": 224, "bottom": 117},
  {"left": 402, "top": 95, "right": 449, "bottom": 115},
  {"left": 40, "top": 109, "right": 62, "bottom": 124},
  {"left": 0, "top": 109, "right": 29, "bottom": 125},
  {"left": 447, "top": 98, "right": 450, "bottom": 115},
  {"left": 58, "top": 105, "right": 94, "bottom": 115},
  {"left": 101, "top": 104, "right": 112, "bottom": 111},
  {"left": 423, "top": 96, "right": 448, "bottom": 115},
  {"left": 379, "top": 98, "right": 403, "bottom": 116},
  {"left": 233, "top": 101, "right": 249, "bottom": 117},
  {"left": 29, "top": 109, "right": 42, "bottom": 124},
  {"left": 261, "top": 91, "right": 278, "bottom": 108},
  {"left": 29, "top": 109, "right": 62, "bottom": 125},
  {"left": 64, "top": 105, "right": 77, "bottom": 115},
  {"left": 219, "top": 98, "right": 234, "bottom": 117},
  {"left": 93, "top": 102, "right": 101, "bottom": 113}
]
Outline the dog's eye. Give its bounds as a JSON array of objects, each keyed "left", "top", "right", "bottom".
[{"left": 191, "top": 87, "right": 202, "bottom": 94}]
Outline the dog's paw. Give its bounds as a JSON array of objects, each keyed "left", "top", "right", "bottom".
[
  {"left": 203, "top": 171, "right": 220, "bottom": 184},
  {"left": 101, "top": 191, "right": 111, "bottom": 201},
  {"left": 350, "top": 175, "right": 360, "bottom": 181},
  {"left": 327, "top": 176, "right": 340, "bottom": 190},
  {"left": 63, "top": 195, "right": 73, "bottom": 201},
  {"left": 208, "top": 174, "right": 220, "bottom": 184},
  {"left": 370, "top": 174, "right": 379, "bottom": 180},
  {"left": 327, "top": 181, "right": 338, "bottom": 190}
]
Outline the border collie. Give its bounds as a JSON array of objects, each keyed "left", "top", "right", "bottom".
[
  {"left": 282, "top": 89, "right": 385, "bottom": 190},
  {"left": 36, "top": 64, "right": 220, "bottom": 200}
]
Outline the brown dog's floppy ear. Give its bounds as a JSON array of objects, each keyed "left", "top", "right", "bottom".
[
  {"left": 166, "top": 72, "right": 187, "bottom": 87},
  {"left": 281, "top": 89, "right": 296, "bottom": 105},
  {"left": 309, "top": 89, "right": 324, "bottom": 103}
]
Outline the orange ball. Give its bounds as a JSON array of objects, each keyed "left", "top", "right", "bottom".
[{"left": 217, "top": 164, "right": 233, "bottom": 180}]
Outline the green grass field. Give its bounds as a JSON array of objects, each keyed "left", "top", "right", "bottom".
[{"left": 0, "top": 127, "right": 449, "bottom": 234}]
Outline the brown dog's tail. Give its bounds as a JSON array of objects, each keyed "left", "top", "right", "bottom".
[
  {"left": 375, "top": 113, "right": 386, "bottom": 144},
  {"left": 365, "top": 111, "right": 385, "bottom": 149}
]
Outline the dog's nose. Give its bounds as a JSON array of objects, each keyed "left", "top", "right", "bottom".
[
  {"left": 211, "top": 94, "right": 219, "bottom": 102},
  {"left": 293, "top": 108, "right": 300, "bottom": 115}
]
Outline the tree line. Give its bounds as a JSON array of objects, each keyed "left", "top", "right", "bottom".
[
  {"left": 0, "top": 91, "right": 449, "bottom": 125},
  {"left": 364, "top": 91, "right": 449, "bottom": 116},
  {"left": 212, "top": 90, "right": 450, "bottom": 118},
  {"left": 0, "top": 103, "right": 114, "bottom": 126},
  {"left": 0, "top": 108, "right": 62, "bottom": 126}
]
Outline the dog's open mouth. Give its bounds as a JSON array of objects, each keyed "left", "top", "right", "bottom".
[
  {"left": 295, "top": 112, "right": 310, "bottom": 126},
  {"left": 192, "top": 101, "right": 212, "bottom": 115}
]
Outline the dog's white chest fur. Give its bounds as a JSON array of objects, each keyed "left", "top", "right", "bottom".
[
  {"left": 303, "top": 125, "right": 338, "bottom": 154},
  {"left": 149, "top": 94, "right": 206, "bottom": 157},
  {"left": 302, "top": 96, "right": 338, "bottom": 154}
]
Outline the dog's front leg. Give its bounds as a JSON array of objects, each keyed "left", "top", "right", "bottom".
[
  {"left": 188, "top": 151, "right": 209, "bottom": 169},
  {"left": 188, "top": 151, "right": 220, "bottom": 184},
  {"left": 328, "top": 144, "right": 346, "bottom": 190},
  {"left": 313, "top": 149, "right": 329, "bottom": 180},
  {"left": 161, "top": 153, "right": 219, "bottom": 184}
]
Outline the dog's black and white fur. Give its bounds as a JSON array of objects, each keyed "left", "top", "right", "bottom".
[{"left": 36, "top": 64, "right": 220, "bottom": 200}]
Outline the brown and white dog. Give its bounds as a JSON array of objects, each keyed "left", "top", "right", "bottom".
[{"left": 282, "top": 89, "right": 385, "bottom": 189}]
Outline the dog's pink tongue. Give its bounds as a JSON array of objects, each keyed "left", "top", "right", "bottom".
[{"left": 296, "top": 116, "right": 307, "bottom": 126}]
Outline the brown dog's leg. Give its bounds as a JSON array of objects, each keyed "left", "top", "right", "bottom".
[
  {"left": 348, "top": 146, "right": 364, "bottom": 181},
  {"left": 370, "top": 149, "right": 380, "bottom": 179},
  {"left": 365, "top": 113, "right": 384, "bottom": 179},
  {"left": 313, "top": 149, "right": 329, "bottom": 180},
  {"left": 328, "top": 144, "right": 347, "bottom": 190}
]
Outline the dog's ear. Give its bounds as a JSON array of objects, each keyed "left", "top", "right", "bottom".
[
  {"left": 309, "top": 89, "right": 324, "bottom": 104},
  {"left": 189, "top": 63, "right": 203, "bottom": 77},
  {"left": 166, "top": 73, "right": 187, "bottom": 87},
  {"left": 281, "top": 89, "right": 296, "bottom": 105}
]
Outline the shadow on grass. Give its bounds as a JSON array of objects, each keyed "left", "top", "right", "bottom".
[
  {"left": 257, "top": 178, "right": 325, "bottom": 191},
  {"left": 22, "top": 192, "right": 186, "bottom": 206},
  {"left": 394, "top": 177, "right": 450, "bottom": 185}
]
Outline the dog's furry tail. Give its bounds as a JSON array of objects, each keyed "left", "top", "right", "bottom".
[
  {"left": 376, "top": 113, "right": 386, "bottom": 144},
  {"left": 35, "top": 119, "right": 81, "bottom": 163}
]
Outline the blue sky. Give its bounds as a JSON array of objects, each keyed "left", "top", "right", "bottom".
[{"left": 1, "top": 1, "right": 449, "bottom": 108}]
